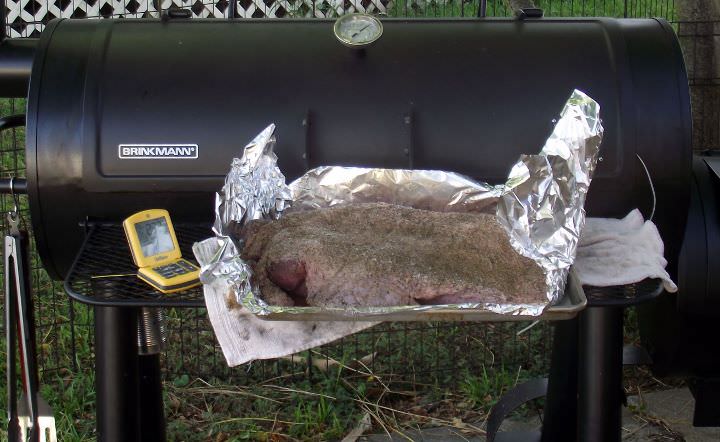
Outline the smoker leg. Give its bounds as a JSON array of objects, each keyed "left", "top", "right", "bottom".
[
  {"left": 577, "top": 306, "right": 624, "bottom": 442},
  {"left": 139, "top": 353, "right": 166, "bottom": 441},
  {"left": 541, "top": 317, "right": 579, "bottom": 442},
  {"left": 94, "top": 306, "right": 141, "bottom": 442}
]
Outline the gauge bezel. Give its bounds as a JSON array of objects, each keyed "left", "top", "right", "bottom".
[{"left": 333, "top": 13, "right": 384, "bottom": 48}]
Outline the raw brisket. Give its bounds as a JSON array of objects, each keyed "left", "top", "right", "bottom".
[{"left": 239, "top": 203, "right": 546, "bottom": 307}]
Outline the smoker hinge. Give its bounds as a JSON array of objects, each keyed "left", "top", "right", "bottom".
[
  {"left": 403, "top": 110, "right": 415, "bottom": 169},
  {"left": 302, "top": 111, "right": 312, "bottom": 171}
]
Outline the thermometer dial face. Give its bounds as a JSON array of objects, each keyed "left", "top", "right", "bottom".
[{"left": 334, "top": 13, "right": 383, "bottom": 48}]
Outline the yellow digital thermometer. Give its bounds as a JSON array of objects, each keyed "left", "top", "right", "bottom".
[{"left": 122, "top": 209, "right": 200, "bottom": 294}]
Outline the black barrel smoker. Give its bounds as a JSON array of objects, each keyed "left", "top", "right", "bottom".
[{"left": 0, "top": 12, "right": 715, "bottom": 441}]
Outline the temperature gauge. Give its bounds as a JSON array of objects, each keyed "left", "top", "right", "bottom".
[{"left": 333, "top": 13, "right": 383, "bottom": 48}]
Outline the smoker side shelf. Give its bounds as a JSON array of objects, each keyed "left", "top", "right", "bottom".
[{"left": 64, "top": 223, "right": 211, "bottom": 307}]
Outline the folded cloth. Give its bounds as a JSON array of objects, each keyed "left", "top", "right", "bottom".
[
  {"left": 204, "top": 209, "right": 676, "bottom": 366},
  {"left": 203, "top": 278, "right": 377, "bottom": 367},
  {"left": 574, "top": 209, "right": 677, "bottom": 293}
]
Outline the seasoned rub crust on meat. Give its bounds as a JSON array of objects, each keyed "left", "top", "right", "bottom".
[{"left": 239, "top": 203, "right": 546, "bottom": 308}]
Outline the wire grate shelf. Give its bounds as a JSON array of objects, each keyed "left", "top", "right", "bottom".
[
  {"left": 64, "top": 223, "right": 210, "bottom": 307},
  {"left": 584, "top": 278, "right": 664, "bottom": 306}
]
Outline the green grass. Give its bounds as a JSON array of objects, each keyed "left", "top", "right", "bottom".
[
  {"left": 461, "top": 365, "right": 527, "bottom": 409},
  {"left": 158, "top": 341, "right": 545, "bottom": 441}
]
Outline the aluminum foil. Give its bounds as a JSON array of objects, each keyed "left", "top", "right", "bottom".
[
  {"left": 497, "top": 90, "right": 603, "bottom": 308},
  {"left": 290, "top": 168, "right": 502, "bottom": 214},
  {"left": 195, "top": 89, "right": 603, "bottom": 318},
  {"left": 212, "top": 124, "right": 292, "bottom": 237},
  {"left": 196, "top": 123, "right": 291, "bottom": 291}
]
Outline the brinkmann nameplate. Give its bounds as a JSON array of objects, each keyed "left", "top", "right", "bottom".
[{"left": 118, "top": 144, "right": 199, "bottom": 159}]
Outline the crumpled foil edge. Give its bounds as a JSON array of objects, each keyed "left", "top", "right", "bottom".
[
  {"left": 497, "top": 90, "right": 603, "bottom": 305},
  {"left": 212, "top": 123, "right": 292, "bottom": 237},
  {"left": 195, "top": 123, "right": 292, "bottom": 298}
]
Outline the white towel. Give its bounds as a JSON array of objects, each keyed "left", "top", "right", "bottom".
[
  {"left": 574, "top": 209, "right": 677, "bottom": 293},
  {"left": 203, "top": 278, "right": 377, "bottom": 367},
  {"left": 205, "top": 209, "right": 676, "bottom": 366}
]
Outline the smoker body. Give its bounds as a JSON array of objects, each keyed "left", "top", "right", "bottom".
[{"left": 23, "top": 18, "right": 690, "bottom": 280}]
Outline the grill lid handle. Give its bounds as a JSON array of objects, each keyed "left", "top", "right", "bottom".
[
  {"left": 162, "top": 8, "right": 192, "bottom": 21},
  {"left": 517, "top": 8, "right": 545, "bottom": 19}
]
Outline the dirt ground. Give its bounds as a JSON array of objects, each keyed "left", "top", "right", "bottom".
[{"left": 359, "top": 388, "right": 720, "bottom": 442}]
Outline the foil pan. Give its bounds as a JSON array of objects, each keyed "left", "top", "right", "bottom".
[{"left": 194, "top": 89, "right": 603, "bottom": 319}]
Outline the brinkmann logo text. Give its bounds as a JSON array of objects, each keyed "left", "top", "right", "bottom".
[{"left": 119, "top": 144, "right": 199, "bottom": 159}]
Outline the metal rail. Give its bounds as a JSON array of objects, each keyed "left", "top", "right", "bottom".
[{"left": 0, "top": 115, "right": 27, "bottom": 195}]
